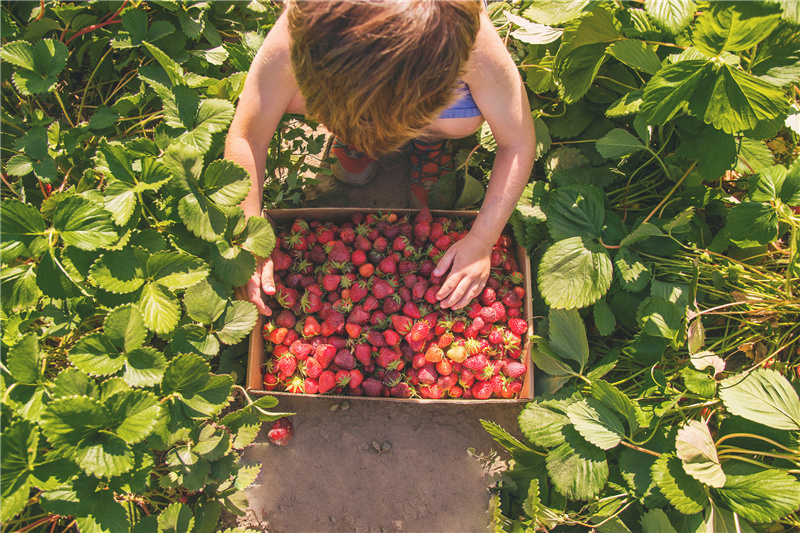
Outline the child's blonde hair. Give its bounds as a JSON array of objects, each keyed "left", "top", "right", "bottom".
[{"left": 287, "top": 0, "right": 482, "bottom": 158}]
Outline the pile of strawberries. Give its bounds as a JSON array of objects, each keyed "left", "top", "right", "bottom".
[{"left": 261, "top": 208, "right": 528, "bottom": 400}]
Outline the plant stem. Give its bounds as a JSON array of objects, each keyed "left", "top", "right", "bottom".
[
  {"left": 619, "top": 440, "right": 661, "bottom": 457},
  {"left": 642, "top": 161, "right": 697, "bottom": 224},
  {"left": 78, "top": 47, "right": 114, "bottom": 122},
  {"left": 53, "top": 90, "right": 75, "bottom": 128}
]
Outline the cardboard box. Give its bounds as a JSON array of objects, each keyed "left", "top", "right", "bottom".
[{"left": 246, "top": 208, "right": 534, "bottom": 403}]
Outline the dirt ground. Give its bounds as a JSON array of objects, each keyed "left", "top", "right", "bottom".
[{"left": 242, "top": 146, "right": 530, "bottom": 533}]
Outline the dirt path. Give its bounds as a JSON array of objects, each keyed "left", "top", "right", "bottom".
[{"left": 243, "top": 149, "right": 527, "bottom": 532}]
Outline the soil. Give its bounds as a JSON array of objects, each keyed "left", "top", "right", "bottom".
[{"left": 242, "top": 142, "right": 530, "bottom": 533}]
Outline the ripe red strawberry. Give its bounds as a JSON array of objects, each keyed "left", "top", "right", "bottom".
[
  {"left": 335, "top": 370, "right": 351, "bottom": 387},
  {"left": 302, "top": 316, "right": 321, "bottom": 337},
  {"left": 420, "top": 383, "right": 444, "bottom": 399},
  {"left": 389, "top": 314, "right": 412, "bottom": 336},
  {"left": 417, "top": 362, "right": 438, "bottom": 385},
  {"left": 382, "top": 294, "right": 402, "bottom": 315},
  {"left": 434, "top": 235, "right": 452, "bottom": 250},
  {"left": 348, "top": 344, "right": 368, "bottom": 366},
  {"left": 348, "top": 369, "right": 364, "bottom": 389},
  {"left": 383, "top": 329, "right": 401, "bottom": 347},
  {"left": 347, "top": 305, "right": 371, "bottom": 326},
  {"left": 339, "top": 226, "right": 355, "bottom": 244},
  {"left": 472, "top": 381, "right": 492, "bottom": 400},
  {"left": 480, "top": 287, "right": 496, "bottom": 307},
  {"left": 413, "top": 218, "right": 431, "bottom": 242},
  {"left": 438, "top": 373, "right": 457, "bottom": 390},
  {"left": 502, "top": 290, "right": 523, "bottom": 308},
  {"left": 490, "top": 374, "right": 505, "bottom": 395},
  {"left": 377, "top": 256, "right": 397, "bottom": 275},
  {"left": 334, "top": 349, "right": 356, "bottom": 370},
  {"left": 345, "top": 323, "right": 362, "bottom": 338},
  {"left": 315, "top": 344, "right": 336, "bottom": 368},
  {"left": 463, "top": 354, "right": 489, "bottom": 372},
  {"left": 480, "top": 306, "right": 499, "bottom": 323},
  {"left": 267, "top": 417, "right": 294, "bottom": 445},
  {"left": 459, "top": 368, "right": 476, "bottom": 388},
  {"left": 289, "top": 340, "right": 313, "bottom": 360},
  {"left": 304, "top": 378, "right": 319, "bottom": 394},
  {"left": 503, "top": 361, "right": 527, "bottom": 379},
  {"left": 424, "top": 286, "right": 440, "bottom": 304},
  {"left": 362, "top": 377, "right": 383, "bottom": 397},
  {"left": 508, "top": 318, "right": 527, "bottom": 336},
  {"left": 271, "top": 249, "right": 292, "bottom": 271},
  {"left": 451, "top": 319, "right": 466, "bottom": 333},
  {"left": 436, "top": 358, "right": 453, "bottom": 376},
  {"left": 366, "top": 329, "right": 387, "bottom": 347},
  {"left": 326, "top": 241, "right": 350, "bottom": 264},
  {"left": 412, "top": 352, "right": 428, "bottom": 369},
  {"left": 267, "top": 327, "right": 287, "bottom": 344},
  {"left": 371, "top": 279, "right": 394, "bottom": 299},
  {"left": 407, "top": 321, "right": 430, "bottom": 342},
  {"left": 438, "top": 332, "right": 454, "bottom": 348},
  {"left": 321, "top": 274, "right": 341, "bottom": 292},
  {"left": 448, "top": 384, "right": 464, "bottom": 398},
  {"left": 419, "top": 259, "right": 436, "bottom": 278},
  {"left": 488, "top": 328, "right": 503, "bottom": 345},
  {"left": 390, "top": 382, "right": 414, "bottom": 398},
  {"left": 400, "top": 301, "right": 420, "bottom": 319},
  {"left": 490, "top": 301, "right": 507, "bottom": 323},
  {"left": 318, "top": 371, "right": 336, "bottom": 394},
  {"left": 411, "top": 279, "right": 428, "bottom": 301},
  {"left": 425, "top": 345, "right": 444, "bottom": 363},
  {"left": 376, "top": 347, "right": 401, "bottom": 368},
  {"left": 263, "top": 373, "right": 279, "bottom": 391},
  {"left": 304, "top": 357, "right": 323, "bottom": 378},
  {"left": 277, "top": 354, "right": 297, "bottom": 376}
]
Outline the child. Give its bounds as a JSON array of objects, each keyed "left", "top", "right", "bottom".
[{"left": 227, "top": 0, "right": 536, "bottom": 315}]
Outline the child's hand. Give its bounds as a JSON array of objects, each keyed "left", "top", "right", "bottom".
[
  {"left": 234, "top": 256, "right": 276, "bottom": 316},
  {"left": 434, "top": 233, "right": 492, "bottom": 310}
]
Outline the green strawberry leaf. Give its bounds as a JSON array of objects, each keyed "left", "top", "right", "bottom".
[
  {"left": 147, "top": 250, "right": 209, "bottom": 291},
  {"left": 518, "top": 396, "right": 574, "bottom": 448},
  {"left": 549, "top": 307, "right": 589, "bottom": 370},
  {"left": 566, "top": 398, "right": 625, "bottom": 450},
  {"left": 171, "top": 324, "right": 221, "bottom": 359},
  {"left": 125, "top": 347, "right": 168, "bottom": 388},
  {"left": 555, "top": 8, "right": 623, "bottom": 104},
  {"left": 90, "top": 247, "right": 149, "bottom": 294},
  {"left": 138, "top": 282, "right": 181, "bottom": 335},
  {"left": 158, "top": 502, "right": 195, "bottom": 533},
  {"left": 105, "top": 388, "right": 161, "bottom": 444},
  {"left": 644, "top": 0, "right": 696, "bottom": 35},
  {"left": 538, "top": 236, "right": 613, "bottom": 309},
  {"left": 595, "top": 128, "right": 647, "bottom": 159},
  {"left": 719, "top": 368, "right": 800, "bottom": 430},
  {"left": 214, "top": 300, "right": 258, "bottom": 345},
  {"left": 7, "top": 333, "right": 42, "bottom": 384},
  {"left": 209, "top": 240, "right": 256, "bottom": 287},
  {"left": 0, "top": 419, "right": 39, "bottom": 522},
  {"left": 675, "top": 420, "right": 726, "bottom": 488},
  {"left": 712, "top": 462, "right": 800, "bottom": 524},
  {"left": 53, "top": 196, "right": 118, "bottom": 251},
  {"left": 606, "top": 40, "right": 662, "bottom": 75},
  {"left": 693, "top": 2, "right": 781, "bottom": 56},
  {"left": 651, "top": 453, "right": 708, "bottom": 514},
  {"left": 641, "top": 509, "right": 677, "bottom": 533},
  {"left": 1, "top": 199, "right": 47, "bottom": 252},
  {"left": 162, "top": 353, "right": 212, "bottom": 397},
  {"left": 636, "top": 297, "right": 683, "bottom": 345},
  {"left": 724, "top": 202, "right": 779, "bottom": 247},
  {"left": 193, "top": 424, "right": 231, "bottom": 461},
  {"left": 104, "top": 304, "right": 148, "bottom": 353},
  {"left": 546, "top": 184, "right": 606, "bottom": 240},
  {"left": 238, "top": 215, "right": 276, "bottom": 258},
  {"left": 68, "top": 332, "right": 127, "bottom": 376},
  {"left": 592, "top": 298, "right": 616, "bottom": 336},
  {"left": 0, "top": 39, "right": 68, "bottom": 94},
  {"left": 184, "top": 278, "right": 228, "bottom": 324},
  {"left": 590, "top": 380, "right": 639, "bottom": 433},
  {"left": 545, "top": 426, "right": 608, "bottom": 500},
  {"left": 41, "top": 476, "right": 130, "bottom": 533},
  {"left": 748, "top": 165, "right": 786, "bottom": 202}
]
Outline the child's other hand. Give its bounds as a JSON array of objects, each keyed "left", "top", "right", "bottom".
[
  {"left": 434, "top": 233, "right": 492, "bottom": 310},
  {"left": 234, "top": 256, "right": 276, "bottom": 316}
]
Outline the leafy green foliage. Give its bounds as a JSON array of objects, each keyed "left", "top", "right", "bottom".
[
  {"left": 1, "top": 2, "right": 289, "bottom": 531},
  {"left": 487, "top": 0, "right": 800, "bottom": 530}
]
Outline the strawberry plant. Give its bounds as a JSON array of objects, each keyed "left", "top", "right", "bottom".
[
  {"left": 476, "top": 0, "right": 800, "bottom": 531},
  {"left": 1, "top": 2, "right": 296, "bottom": 532}
]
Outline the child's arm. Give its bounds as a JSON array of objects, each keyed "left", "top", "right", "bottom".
[
  {"left": 226, "top": 14, "right": 298, "bottom": 315},
  {"left": 435, "top": 11, "right": 536, "bottom": 310}
]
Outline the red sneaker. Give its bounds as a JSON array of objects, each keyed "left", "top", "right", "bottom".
[
  {"left": 330, "top": 136, "right": 378, "bottom": 185},
  {"left": 407, "top": 139, "right": 454, "bottom": 208}
]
